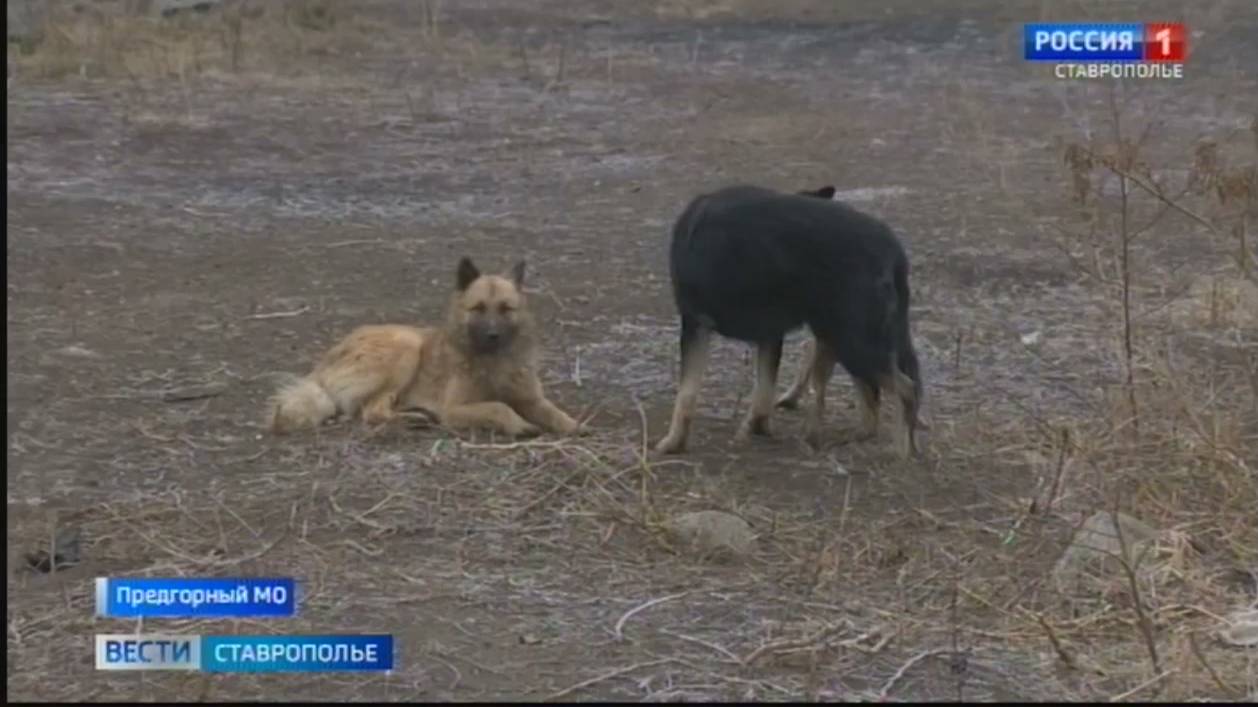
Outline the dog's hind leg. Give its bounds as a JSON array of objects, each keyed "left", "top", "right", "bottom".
[
  {"left": 737, "top": 337, "right": 784, "bottom": 442},
  {"left": 879, "top": 357, "right": 922, "bottom": 459},
  {"left": 803, "top": 341, "right": 838, "bottom": 449},
  {"left": 361, "top": 390, "right": 399, "bottom": 426},
  {"left": 357, "top": 340, "right": 422, "bottom": 428},
  {"left": 655, "top": 314, "right": 712, "bottom": 455},
  {"left": 776, "top": 338, "right": 815, "bottom": 410},
  {"left": 853, "top": 375, "right": 881, "bottom": 440}
]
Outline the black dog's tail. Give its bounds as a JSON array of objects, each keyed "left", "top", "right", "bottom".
[
  {"left": 890, "top": 256, "right": 924, "bottom": 426},
  {"left": 668, "top": 195, "right": 710, "bottom": 289}
]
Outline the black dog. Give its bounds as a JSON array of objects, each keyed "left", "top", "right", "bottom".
[{"left": 654, "top": 184, "right": 924, "bottom": 457}]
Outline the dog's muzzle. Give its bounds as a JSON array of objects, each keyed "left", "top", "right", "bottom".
[{"left": 468, "top": 323, "right": 511, "bottom": 354}]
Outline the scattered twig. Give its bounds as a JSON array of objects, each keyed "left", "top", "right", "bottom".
[
  {"left": 119, "top": 515, "right": 287, "bottom": 568},
  {"left": 328, "top": 492, "right": 393, "bottom": 534},
  {"left": 431, "top": 649, "right": 507, "bottom": 678},
  {"left": 161, "top": 384, "right": 226, "bottom": 403},
  {"left": 513, "top": 468, "right": 586, "bottom": 520},
  {"left": 222, "top": 448, "right": 269, "bottom": 466},
  {"left": 1109, "top": 507, "right": 1162, "bottom": 677},
  {"left": 544, "top": 659, "right": 673, "bottom": 701},
  {"left": 336, "top": 539, "right": 383, "bottom": 557},
  {"left": 741, "top": 621, "right": 850, "bottom": 667},
  {"left": 1107, "top": 670, "right": 1170, "bottom": 702},
  {"left": 1037, "top": 614, "right": 1081, "bottom": 672},
  {"left": 457, "top": 439, "right": 576, "bottom": 452},
  {"left": 429, "top": 652, "right": 462, "bottom": 691},
  {"left": 613, "top": 591, "right": 689, "bottom": 641},
  {"left": 244, "top": 306, "right": 310, "bottom": 320},
  {"left": 1042, "top": 427, "right": 1071, "bottom": 513},
  {"left": 1187, "top": 632, "right": 1236, "bottom": 697},
  {"left": 878, "top": 648, "right": 950, "bottom": 700},
  {"left": 659, "top": 630, "right": 741, "bottom": 664},
  {"left": 324, "top": 239, "right": 386, "bottom": 249}
]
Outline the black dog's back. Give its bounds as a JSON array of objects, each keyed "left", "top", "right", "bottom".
[{"left": 669, "top": 184, "right": 907, "bottom": 347}]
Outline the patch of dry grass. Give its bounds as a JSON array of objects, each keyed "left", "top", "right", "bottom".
[
  {"left": 10, "top": 346, "right": 1252, "bottom": 700},
  {"left": 5, "top": 0, "right": 513, "bottom": 83}
]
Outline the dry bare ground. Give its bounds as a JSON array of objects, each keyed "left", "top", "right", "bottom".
[{"left": 7, "top": 0, "right": 1257, "bottom": 701}]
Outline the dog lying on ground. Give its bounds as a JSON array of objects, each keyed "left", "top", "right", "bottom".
[
  {"left": 654, "top": 184, "right": 925, "bottom": 458},
  {"left": 268, "top": 257, "right": 580, "bottom": 439}
]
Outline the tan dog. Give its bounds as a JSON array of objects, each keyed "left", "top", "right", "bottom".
[{"left": 267, "top": 257, "right": 579, "bottom": 438}]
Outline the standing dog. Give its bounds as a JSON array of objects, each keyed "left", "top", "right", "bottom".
[
  {"left": 268, "top": 257, "right": 580, "bottom": 439},
  {"left": 654, "top": 184, "right": 924, "bottom": 457}
]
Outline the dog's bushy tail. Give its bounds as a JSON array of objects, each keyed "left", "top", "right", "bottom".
[{"left": 267, "top": 374, "right": 337, "bottom": 434}]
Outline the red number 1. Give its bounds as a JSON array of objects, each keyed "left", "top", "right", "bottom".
[
  {"left": 1155, "top": 28, "right": 1170, "bottom": 56},
  {"left": 1145, "top": 23, "right": 1186, "bottom": 62}
]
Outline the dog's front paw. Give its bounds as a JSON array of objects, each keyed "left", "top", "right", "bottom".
[
  {"left": 653, "top": 434, "right": 685, "bottom": 455},
  {"left": 554, "top": 414, "right": 583, "bottom": 436},
  {"left": 512, "top": 421, "right": 543, "bottom": 439}
]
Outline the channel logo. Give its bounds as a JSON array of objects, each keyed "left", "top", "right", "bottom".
[
  {"left": 95, "top": 634, "right": 393, "bottom": 673},
  {"left": 1024, "top": 22, "right": 1187, "bottom": 80},
  {"left": 95, "top": 635, "right": 201, "bottom": 671}
]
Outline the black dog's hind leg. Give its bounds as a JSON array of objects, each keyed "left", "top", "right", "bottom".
[
  {"left": 878, "top": 352, "right": 922, "bottom": 459},
  {"left": 803, "top": 341, "right": 838, "bottom": 449},
  {"left": 736, "top": 337, "right": 784, "bottom": 442},
  {"left": 655, "top": 314, "right": 713, "bottom": 455},
  {"left": 853, "top": 374, "right": 881, "bottom": 440},
  {"left": 776, "top": 338, "right": 815, "bottom": 410}
]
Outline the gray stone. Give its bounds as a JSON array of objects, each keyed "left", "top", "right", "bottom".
[
  {"left": 1218, "top": 609, "right": 1258, "bottom": 647},
  {"left": 154, "top": 0, "right": 220, "bottom": 17},
  {"left": 1053, "top": 511, "right": 1161, "bottom": 593},
  {"left": 664, "top": 510, "right": 755, "bottom": 561},
  {"left": 55, "top": 345, "right": 104, "bottom": 359}
]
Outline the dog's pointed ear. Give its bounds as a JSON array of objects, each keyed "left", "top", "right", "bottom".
[
  {"left": 803, "top": 185, "right": 836, "bottom": 199},
  {"left": 509, "top": 260, "right": 526, "bottom": 289},
  {"left": 456, "top": 257, "right": 480, "bottom": 291}
]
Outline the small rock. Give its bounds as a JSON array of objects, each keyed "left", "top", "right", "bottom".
[
  {"left": 1221, "top": 567, "right": 1258, "bottom": 599},
  {"left": 1053, "top": 511, "right": 1161, "bottom": 593},
  {"left": 1218, "top": 609, "right": 1258, "bottom": 647},
  {"left": 24, "top": 526, "right": 83, "bottom": 573},
  {"left": 55, "top": 345, "right": 103, "bottom": 360},
  {"left": 155, "top": 0, "right": 221, "bottom": 17},
  {"left": 664, "top": 510, "right": 755, "bottom": 561}
]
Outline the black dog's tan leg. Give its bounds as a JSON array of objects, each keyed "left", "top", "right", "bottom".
[
  {"left": 737, "top": 338, "right": 783, "bottom": 441},
  {"left": 443, "top": 401, "right": 540, "bottom": 438},
  {"left": 854, "top": 376, "right": 881, "bottom": 440},
  {"left": 776, "top": 338, "right": 815, "bottom": 410},
  {"left": 879, "top": 365, "right": 922, "bottom": 459},
  {"left": 803, "top": 342, "right": 837, "bottom": 449},
  {"left": 655, "top": 316, "right": 712, "bottom": 455}
]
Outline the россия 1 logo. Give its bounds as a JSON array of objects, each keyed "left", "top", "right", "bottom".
[{"left": 1024, "top": 22, "right": 1186, "bottom": 79}]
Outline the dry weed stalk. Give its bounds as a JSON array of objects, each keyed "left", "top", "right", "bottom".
[{"left": 1048, "top": 85, "right": 1256, "bottom": 699}]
